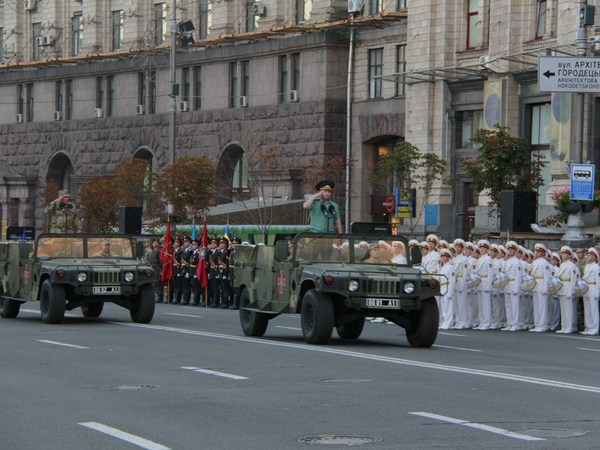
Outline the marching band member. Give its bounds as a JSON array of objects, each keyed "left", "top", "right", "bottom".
[
  {"left": 425, "top": 234, "right": 441, "bottom": 273},
  {"left": 490, "top": 244, "right": 505, "bottom": 329},
  {"left": 464, "top": 242, "right": 478, "bottom": 328},
  {"left": 452, "top": 239, "right": 470, "bottom": 329},
  {"left": 556, "top": 246, "right": 579, "bottom": 334},
  {"left": 438, "top": 248, "right": 456, "bottom": 330},
  {"left": 502, "top": 241, "right": 523, "bottom": 331},
  {"left": 529, "top": 243, "right": 552, "bottom": 332},
  {"left": 581, "top": 247, "right": 600, "bottom": 335},
  {"left": 518, "top": 245, "right": 534, "bottom": 329},
  {"left": 474, "top": 239, "right": 493, "bottom": 330},
  {"left": 548, "top": 252, "right": 562, "bottom": 331}
]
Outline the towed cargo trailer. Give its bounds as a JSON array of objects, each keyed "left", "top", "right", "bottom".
[{"left": 0, "top": 234, "right": 157, "bottom": 324}]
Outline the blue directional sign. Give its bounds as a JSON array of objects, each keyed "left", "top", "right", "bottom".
[{"left": 570, "top": 163, "right": 595, "bottom": 201}]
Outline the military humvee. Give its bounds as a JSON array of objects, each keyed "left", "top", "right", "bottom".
[
  {"left": 233, "top": 233, "right": 441, "bottom": 347},
  {"left": 0, "top": 234, "right": 157, "bottom": 324}
]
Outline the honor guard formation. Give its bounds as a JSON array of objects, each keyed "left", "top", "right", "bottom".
[
  {"left": 152, "top": 234, "right": 243, "bottom": 310},
  {"left": 375, "top": 234, "right": 598, "bottom": 335}
]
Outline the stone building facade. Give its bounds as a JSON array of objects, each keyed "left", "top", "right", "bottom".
[{"left": 1, "top": 0, "right": 600, "bottom": 239}]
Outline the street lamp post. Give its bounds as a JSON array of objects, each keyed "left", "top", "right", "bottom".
[{"left": 168, "top": 0, "right": 178, "bottom": 166}]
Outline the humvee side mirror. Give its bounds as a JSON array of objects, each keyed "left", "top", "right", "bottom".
[
  {"left": 410, "top": 245, "right": 421, "bottom": 265},
  {"left": 274, "top": 240, "right": 289, "bottom": 261}
]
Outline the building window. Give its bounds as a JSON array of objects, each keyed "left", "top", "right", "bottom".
[
  {"left": 246, "top": 1, "right": 258, "bottom": 32},
  {"left": 65, "top": 80, "right": 73, "bottom": 120},
  {"left": 241, "top": 60, "right": 250, "bottom": 98},
  {"left": 466, "top": 0, "right": 481, "bottom": 50},
  {"left": 33, "top": 22, "right": 42, "bottom": 61},
  {"left": 0, "top": 27, "right": 4, "bottom": 64},
  {"left": 112, "top": 10, "right": 123, "bottom": 51},
  {"left": 17, "top": 84, "right": 24, "bottom": 115},
  {"left": 370, "top": 0, "right": 384, "bottom": 15},
  {"left": 530, "top": 103, "right": 551, "bottom": 204},
  {"left": 96, "top": 77, "right": 104, "bottom": 110},
  {"left": 149, "top": 71, "right": 157, "bottom": 113},
  {"left": 138, "top": 72, "right": 146, "bottom": 107},
  {"left": 181, "top": 67, "right": 190, "bottom": 103},
  {"left": 296, "top": 0, "right": 312, "bottom": 24},
  {"left": 106, "top": 76, "right": 114, "bottom": 117},
  {"left": 55, "top": 81, "right": 63, "bottom": 117},
  {"left": 397, "top": 0, "right": 407, "bottom": 10},
  {"left": 229, "top": 62, "right": 239, "bottom": 108},
  {"left": 154, "top": 3, "right": 167, "bottom": 45},
  {"left": 291, "top": 53, "right": 300, "bottom": 93},
  {"left": 459, "top": 110, "right": 483, "bottom": 148},
  {"left": 198, "top": 0, "right": 211, "bottom": 39},
  {"left": 395, "top": 45, "right": 406, "bottom": 96},
  {"left": 194, "top": 66, "right": 202, "bottom": 111},
  {"left": 72, "top": 14, "right": 83, "bottom": 56},
  {"left": 278, "top": 55, "right": 288, "bottom": 104},
  {"left": 368, "top": 48, "right": 383, "bottom": 99},
  {"left": 26, "top": 83, "right": 34, "bottom": 122},
  {"left": 535, "top": 0, "right": 547, "bottom": 40}
]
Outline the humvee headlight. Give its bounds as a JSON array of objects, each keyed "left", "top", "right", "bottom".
[
  {"left": 55, "top": 269, "right": 66, "bottom": 278},
  {"left": 348, "top": 280, "right": 359, "bottom": 292},
  {"left": 77, "top": 272, "right": 87, "bottom": 282},
  {"left": 323, "top": 275, "right": 335, "bottom": 285},
  {"left": 124, "top": 272, "right": 134, "bottom": 282},
  {"left": 403, "top": 282, "right": 415, "bottom": 294}
]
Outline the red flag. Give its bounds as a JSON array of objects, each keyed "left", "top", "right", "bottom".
[
  {"left": 160, "top": 221, "right": 174, "bottom": 283},
  {"left": 197, "top": 221, "right": 209, "bottom": 288}
]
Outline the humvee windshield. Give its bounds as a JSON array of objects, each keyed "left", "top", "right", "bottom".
[
  {"left": 35, "top": 237, "right": 133, "bottom": 258},
  {"left": 292, "top": 236, "right": 408, "bottom": 265}
]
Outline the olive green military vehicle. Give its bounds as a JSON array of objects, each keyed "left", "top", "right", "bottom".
[
  {"left": 234, "top": 233, "right": 441, "bottom": 347},
  {"left": 0, "top": 234, "right": 157, "bottom": 324}
]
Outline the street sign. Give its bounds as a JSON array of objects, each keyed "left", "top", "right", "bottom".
[
  {"left": 384, "top": 196, "right": 395, "bottom": 213},
  {"left": 538, "top": 56, "right": 600, "bottom": 93},
  {"left": 570, "top": 163, "right": 595, "bottom": 201}
]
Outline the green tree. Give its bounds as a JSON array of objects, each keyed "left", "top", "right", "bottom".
[
  {"left": 460, "top": 125, "right": 544, "bottom": 213},
  {"left": 370, "top": 140, "right": 447, "bottom": 233}
]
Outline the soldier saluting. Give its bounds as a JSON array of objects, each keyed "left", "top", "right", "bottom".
[{"left": 44, "top": 190, "right": 82, "bottom": 233}]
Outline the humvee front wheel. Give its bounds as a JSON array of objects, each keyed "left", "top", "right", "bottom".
[
  {"left": 239, "top": 288, "right": 269, "bottom": 336},
  {"left": 0, "top": 286, "right": 21, "bottom": 319},
  {"left": 336, "top": 317, "right": 365, "bottom": 340},
  {"left": 405, "top": 297, "right": 438, "bottom": 348},
  {"left": 301, "top": 289, "right": 334, "bottom": 344},
  {"left": 40, "top": 280, "right": 66, "bottom": 324},
  {"left": 130, "top": 284, "right": 155, "bottom": 323},
  {"left": 81, "top": 302, "right": 104, "bottom": 318}
]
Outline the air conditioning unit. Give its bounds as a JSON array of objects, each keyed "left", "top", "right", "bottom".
[
  {"left": 16, "top": 113, "right": 24, "bottom": 123},
  {"left": 239, "top": 96, "right": 248, "bottom": 107},
  {"left": 136, "top": 104, "right": 145, "bottom": 115},
  {"left": 348, "top": 0, "right": 363, "bottom": 13},
  {"left": 24, "top": 0, "right": 37, "bottom": 12},
  {"left": 42, "top": 36, "right": 53, "bottom": 46},
  {"left": 179, "top": 100, "right": 189, "bottom": 112},
  {"left": 253, "top": 3, "right": 266, "bottom": 17},
  {"left": 53, "top": 111, "right": 61, "bottom": 121},
  {"left": 289, "top": 90, "right": 299, "bottom": 102},
  {"left": 94, "top": 108, "right": 104, "bottom": 118},
  {"left": 35, "top": 36, "right": 44, "bottom": 46},
  {"left": 478, "top": 55, "right": 490, "bottom": 66}
]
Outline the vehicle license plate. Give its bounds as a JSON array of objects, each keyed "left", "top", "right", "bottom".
[
  {"left": 93, "top": 286, "right": 120, "bottom": 295},
  {"left": 366, "top": 298, "right": 398, "bottom": 308}
]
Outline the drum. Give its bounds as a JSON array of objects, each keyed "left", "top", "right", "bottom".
[
  {"left": 574, "top": 278, "right": 589, "bottom": 297},
  {"left": 520, "top": 273, "right": 536, "bottom": 292},
  {"left": 466, "top": 272, "right": 481, "bottom": 289},
  {"left": 547, "top": 276, "right": 562, "bottom": 295},
  {"left": 492, "top": 272, "right": 510, "bottom": 289}
]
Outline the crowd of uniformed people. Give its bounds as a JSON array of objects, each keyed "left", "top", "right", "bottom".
[
  {"left": 410, "top": 234, "right": 599, "bottom": 335},
  {"left": 149, "top": 235, "right": 242, "bottom": 309}
]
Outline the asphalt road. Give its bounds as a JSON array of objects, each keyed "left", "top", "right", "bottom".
[{"left": 1, "top": 302, "right": 599, "bottom": 450}]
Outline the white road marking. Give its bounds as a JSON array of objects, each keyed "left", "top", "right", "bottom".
[
  {"left": 432, "top": 344, "right": 481, "bottom": 352},
  {"left": 163, "top": 313, "right": 203, "bottom": 318},
  {"left": 181, "top": 366, "right": 248, "bottom": 380},
  {"left": 112, "top": 322, "right": 600, "bottom": 395},
  {"left": 577, "top": 347, "right": 600, "bottom": 352},
  {"left": 79, "top": 422, "right": 170, "bottom": 450},
  {"left": 409, "top": 412, "right": 544, "bottom": 442},
  {"left": 550, "top": 333, "right": 600, "bottom": 341},
  {"left": 437, "top": 331, "right": 467, "bottom": 337},
  {"left": 38, "top": 340, "right": 89, "bottom": 349},
  {"left": 276, "top": 325, "right": 302, "bottom": 331}
]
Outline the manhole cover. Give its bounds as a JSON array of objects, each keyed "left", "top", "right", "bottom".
[
  {"left": 299, "top": 435, "right": 383, "bottom": 445},
  {"left": 101, "top": 384, "right": 160, "bottom": 390},
  {"left": 515, "top": 428, "right": 589, "bottom": 438},
  {"left": 320, "top": 378, "right": 373, "bottom": 383}
]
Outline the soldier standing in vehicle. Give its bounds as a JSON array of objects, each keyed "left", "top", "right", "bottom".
[
  {"left": 151, "top": 238, "right": 164, "bottom": 304},
  {"left": 303, "top": 180, "right": 343, "bottom": 233},
  {"left": 44, "top": 190, "right": 82, "bottom": 233}
]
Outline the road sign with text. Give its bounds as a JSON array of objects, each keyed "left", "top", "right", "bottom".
[{"left": 538, "top": 56, "right": 600, "bottom": 93}]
